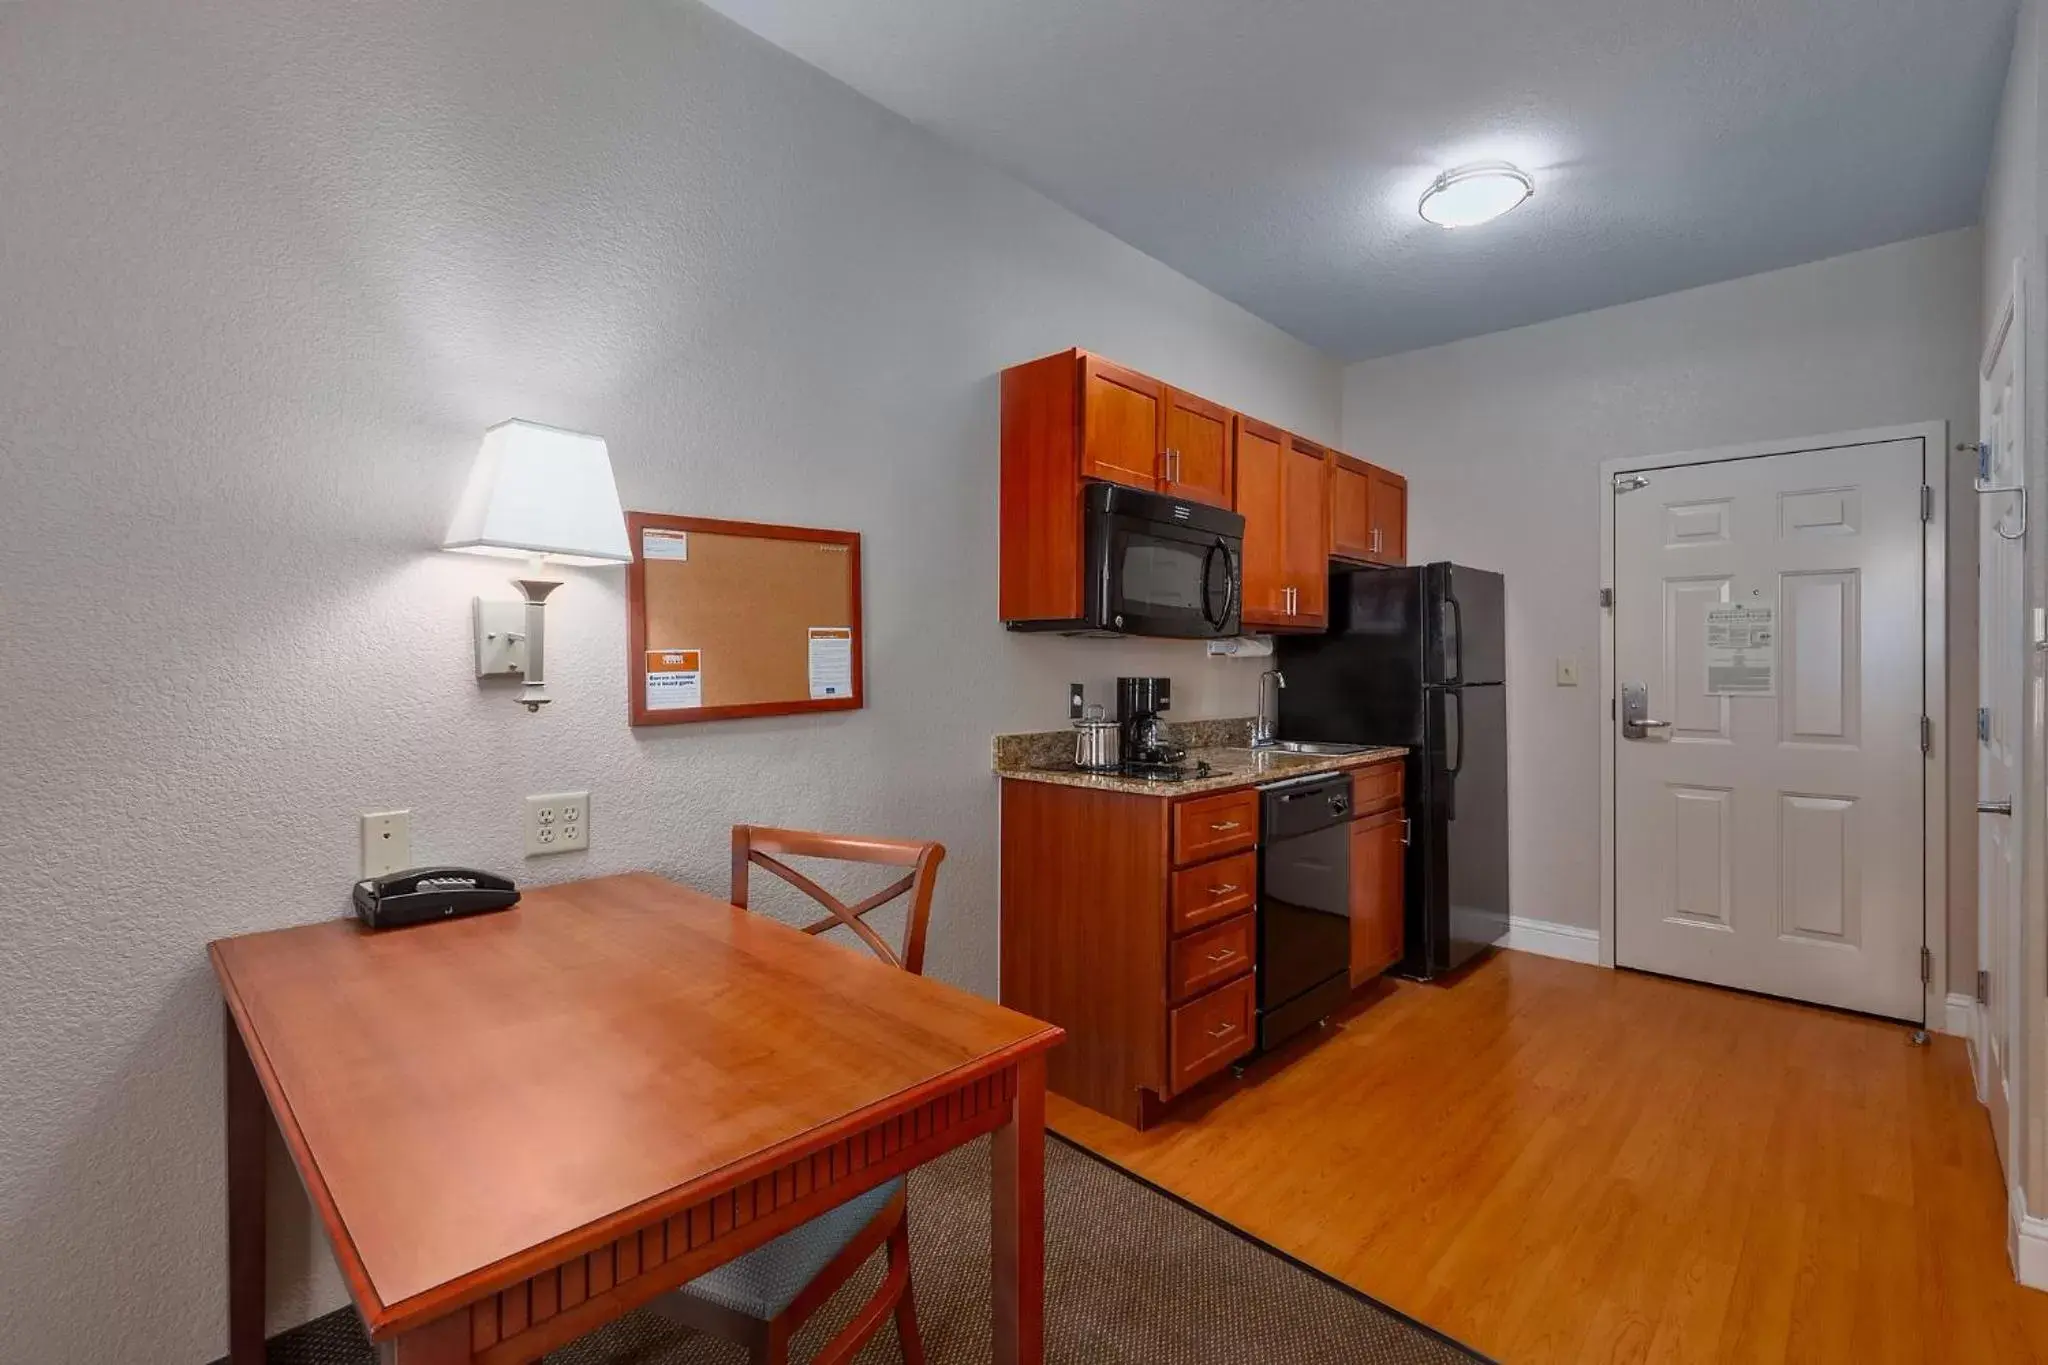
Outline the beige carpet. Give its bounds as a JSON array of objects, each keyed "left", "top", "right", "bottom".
[{"left": 234, "top": 1136, "right": 1483, "bottom": 1364}]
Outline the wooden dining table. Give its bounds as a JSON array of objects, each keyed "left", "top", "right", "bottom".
[{"left": 212, "top": 872, "right": 1064, "bottom": 1364}]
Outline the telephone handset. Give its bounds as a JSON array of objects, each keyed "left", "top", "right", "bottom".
[{"left": 352, "top": 866, "right": 520, "bottom": 930}]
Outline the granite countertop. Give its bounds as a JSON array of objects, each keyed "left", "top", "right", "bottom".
[{"left": 993, "top": 718, "right": 1407, "bottom": 797}]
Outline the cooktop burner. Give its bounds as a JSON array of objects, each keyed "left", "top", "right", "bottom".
[{"left": 1118, "top": 758, "right": 1215, "bottom": 783}]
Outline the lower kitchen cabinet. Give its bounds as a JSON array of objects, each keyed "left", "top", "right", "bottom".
[
  {"left": 999, "top": 778, "right": 1258, "bottom": 1129},
  {"left": 1348, "top": 765, "right": 1407, "bottom": 985},
  {"left": 999, "top": 756, "right": 1410, "bottom": 1130}
]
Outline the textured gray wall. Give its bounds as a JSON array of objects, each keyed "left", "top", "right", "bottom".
[{"left": 0, "top": 2, "right": 1340, "bottom": 1359}]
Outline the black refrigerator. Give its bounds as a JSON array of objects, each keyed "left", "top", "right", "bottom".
[{"left": 1276, "top": 563, "right": 1509, "bottom": 978}]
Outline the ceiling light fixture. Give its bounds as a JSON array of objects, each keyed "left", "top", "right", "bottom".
[{"left": 1418, "top": 161, "right": 1535, "bottom": 229}]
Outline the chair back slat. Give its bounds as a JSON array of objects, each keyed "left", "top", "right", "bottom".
[{"left": 730, "top": 825, "right": 946, "bottom": 975}]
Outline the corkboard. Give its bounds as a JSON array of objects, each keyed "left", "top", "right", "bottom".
[{"left": 626, "top": 511, "right": 863, "bottom": 725}]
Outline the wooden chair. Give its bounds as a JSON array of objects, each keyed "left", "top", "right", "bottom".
[{"left": 652, "top": 826, "right": 946, "bottom": 1365}]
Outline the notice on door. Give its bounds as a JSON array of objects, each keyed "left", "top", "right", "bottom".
[
  {"left": 1704, "top": 605, "right": 1774, "bottom": 696},
  {"left": 808, "top": 627, "right": 853, "bottom": 700},
  {"left": 645, "top": 649, "right": 703, "bottom": 710}
]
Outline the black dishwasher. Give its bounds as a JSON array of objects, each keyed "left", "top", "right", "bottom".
[{"left": 1257, "top": 772, "right": 1353, "bottom": 1051}]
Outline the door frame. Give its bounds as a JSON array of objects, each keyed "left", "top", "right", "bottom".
[{"left": 1596, "top": 422, "right": 1950, "bottom": 1030}]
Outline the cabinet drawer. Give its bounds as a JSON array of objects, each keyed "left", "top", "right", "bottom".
[
  {"left": 1350, "top": 761, "right": 1404, "bottom": 816},
  {"left": 1170, "top": 851, "right": 1257, "bottom": 933},
  {"left": 1169, "top": 974, "right": 1255, "bottom": 1095},
  {"left": 1169, "top": 913, "right": 1254, "bottom": 1002},
  {"left": 1172, "top": 789, "right": 1259, "bottom": 865}
]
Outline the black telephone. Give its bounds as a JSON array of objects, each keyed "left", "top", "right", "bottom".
[{"left": 352, "top": 867, "right": 520, "bottom": 930}]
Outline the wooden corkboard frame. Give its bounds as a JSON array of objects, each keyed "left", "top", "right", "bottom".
[{"left": 626, "top": 511, "right": 864, "bottom": 726}]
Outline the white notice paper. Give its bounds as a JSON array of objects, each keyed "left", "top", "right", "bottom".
[
  {"left": 645, "top": 649, "right": 703, "bottom": 710},
  {"left": 642, "top": 528, "right": 690, "bottom": 561},
  {"left": 808, "top": 627, "right": 854, "bottom": 700},
  {"left": 1704, "top": 604, "right": 1775, "bottom": 696}
]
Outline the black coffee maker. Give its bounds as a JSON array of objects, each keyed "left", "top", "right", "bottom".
[{"left": 1116, "top": 676, "right": 1182, "bottom": 770}]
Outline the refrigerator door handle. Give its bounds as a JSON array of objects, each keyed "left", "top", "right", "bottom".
[
  {"left": 1443, "top": 689, "right": 1463, "bottom": 823},
  {"left": 1443, "top": 590, "right": 1464, "bottom": 685}
]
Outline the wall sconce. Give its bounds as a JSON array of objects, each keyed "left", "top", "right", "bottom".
[{"left": 443, "top": 420, "right": 631, "bottom": 711}]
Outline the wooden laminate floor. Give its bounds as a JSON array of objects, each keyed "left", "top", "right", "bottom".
[{"left": 1048, "top": 950, "right": 2048, "bottom": 1364}]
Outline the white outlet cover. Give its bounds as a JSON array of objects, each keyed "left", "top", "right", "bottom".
[
  {"left": 526, "top": 791, "right": 591, "bottom": 857},
  {"left": 1555, "top": 657, "right": 1580, "bottom": 687},
  {"left": 360, "top": 810, "right": 412, "bottom": 879}
]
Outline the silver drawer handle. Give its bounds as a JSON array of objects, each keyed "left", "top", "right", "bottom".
[
  {"left": 1209, "top": 820, "right": 1242, "bottom": 832},
  {"left": 1208, "top": 882, "right": 1240, "bottom": 896},
  {"left": 1206, "top": 1021, "right": 1237, "bottom": 1039}
]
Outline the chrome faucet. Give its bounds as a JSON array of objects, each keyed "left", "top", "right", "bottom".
[{"left": 1252, "top": 668, "right": 1285, "bottom": 748}]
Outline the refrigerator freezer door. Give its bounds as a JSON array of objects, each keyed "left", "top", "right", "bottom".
[{"left": 1425, "top": 565, "right": 1507, "bottom": 688}]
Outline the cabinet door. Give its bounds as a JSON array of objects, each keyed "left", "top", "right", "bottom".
[
  {"left": 1162, "top": 388, "right": 1234, "bottom": 509},
  {"left": 1329, "top": 455, "right": 1374, "bottom": 562},
  {"left": 1282, "top": 437, "right": 1330, "bottom": 625},
  {"left": 1349, "top": 808, "right": 1406, "bottom": 985},
  {"left": 1079, "top": 355, "right": 1164, "bottom": 490},
  {"left": 1368, "top": 466, "right": 1408, "bottom": 565},
  {"left": 1234, "top": 417, "right": 1291, "bottom": 627}
]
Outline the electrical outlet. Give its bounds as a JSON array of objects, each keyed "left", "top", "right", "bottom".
[
  {"left": 1555, "top": 657, "right": 1580, "bottom": 687},
  {"left": 360, "top": 810, "right": 412, "bottom": 879},
  {"left": 526, "top": 791, "right": 591, "bottom": 857}
]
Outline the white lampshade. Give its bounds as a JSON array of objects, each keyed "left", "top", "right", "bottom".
[{"left": 442, "top": 420, "right": 632, "bottom": 566}]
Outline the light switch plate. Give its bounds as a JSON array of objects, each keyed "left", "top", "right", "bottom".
[
  {"left": 473, "top": 599, "right": 528, "bottom": 679},
  {"left": 1555, "top": 657, "right": 1580, "bottom": 687},
  {"left": 526, "top": 791, "right": 590, "bottom": 857},
  {"left": 360, "top": 810, "right": 412, "bottom": 879}
]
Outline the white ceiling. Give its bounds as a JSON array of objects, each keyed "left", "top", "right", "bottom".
[{"left": 699, "top": 0, "right": 2016, "bottom": 361}]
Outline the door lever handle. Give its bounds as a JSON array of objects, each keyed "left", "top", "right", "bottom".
[
  {"left": 1980, "top": 800, "right": 2014, "bottom": 816},
  {"left": 1622, "top": 718, "right": 1671, "bottom": 740}
]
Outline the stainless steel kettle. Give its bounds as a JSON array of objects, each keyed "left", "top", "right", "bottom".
[{"left": 1072, "top": 703, "right": 1121, "bottom": 772}]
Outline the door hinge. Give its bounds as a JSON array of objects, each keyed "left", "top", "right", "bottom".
[
  {"left": 1920, "top": 946, "right": 1933, "bottom": 985},
  {"left": 1978, "top": 968, "right": 1991, "bottom": 1005},
  {"left": 1920, "top": 716, "right": 1934, "bottom": 755},
  {"left": 1599, "top": 587, "right": 1614, "bottom": 609},
  {"left": 1979, "top": 707, "right": 1993, "bottom": 743},
  {"left": 1920, "top": 485, "right": 1935, "bottom": 522}
]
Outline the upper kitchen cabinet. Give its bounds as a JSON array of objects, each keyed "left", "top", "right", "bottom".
[
  {"left": 1069, "top": 354, "right": 1233, "bottom": 510},
  {"left": 1330, "top": 451, "right": 1408, "bottom": 567},
  {"left": 1282, "top": 436, "right": 1331, "bottom": 625},
  {"left": 1236, "top": 417, "right": 1329, "bottom": 631},
  {"left": 1079, "top": 354, "right": 1165, "bottom": 489},
  {"left": 1235, "top": 417, "right": 1288, "bottom": 626},
  {"left": 1161, "top": 387, "right": 1233, "bottom": 507},
  {"left": 1368, "top": 464, "right": 1408, "bottom": 564},
  {"left": 1002, "top": 349, "right": 1250, "bottom": 626}
]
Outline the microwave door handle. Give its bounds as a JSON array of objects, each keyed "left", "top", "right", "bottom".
[{"left": 1200, "top": 538, "right": 1236, "bottom": 631}]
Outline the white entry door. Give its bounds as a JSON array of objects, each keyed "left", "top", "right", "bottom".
[
  {"left": 1612, "top": 438, "right": 1927, "bottom": 1020},
  {"left": 1978, "top": 290, "right": 2024, "bottom": 1177}
]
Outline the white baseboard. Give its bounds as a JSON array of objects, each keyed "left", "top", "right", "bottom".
[
  {"left": 2011, "top": 1185, "right": 2048, "bottom": 1291},
  {"left": 1498, "top": 916, "right": 1603, "bottom": 966}
]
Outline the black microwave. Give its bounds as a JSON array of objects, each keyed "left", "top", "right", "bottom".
[{"left": 1009, "top": 482, "right": 1243, "bottom": 638}]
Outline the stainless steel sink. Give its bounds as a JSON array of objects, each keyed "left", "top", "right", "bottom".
[{"left": 1259, "top": 740, "right": 1374, "bottom": 756}]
